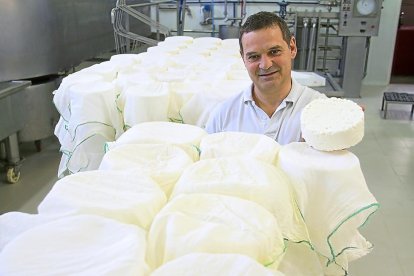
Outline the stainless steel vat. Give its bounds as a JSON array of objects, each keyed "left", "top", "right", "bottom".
[
  {"left": 218, "top": 25, "right": 240, "bottom": 39},
  {"left": 18, "top": 77, "right": 61, "bottom": 143},
  {"left": 0, "top": 82, "right": 30, "bottom": 141},
  {"left": 0, "top": 0, "right": 150, "bottom": 82}
]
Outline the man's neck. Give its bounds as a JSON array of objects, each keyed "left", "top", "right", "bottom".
[{"left": 252, "top": 79, "right": 292, "bottom": 117}]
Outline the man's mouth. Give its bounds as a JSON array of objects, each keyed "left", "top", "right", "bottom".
[{"left": 258, "top": 70, "right": 278, "bottom": 77}]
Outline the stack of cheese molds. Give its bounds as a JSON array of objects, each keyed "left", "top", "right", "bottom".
[{"left": 1, "top": 120, "right": 378, "bottom": 275}]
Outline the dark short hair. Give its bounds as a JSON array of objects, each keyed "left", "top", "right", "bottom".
[{"left": 239, "top": 11, "right": 292, "bottom": 53}]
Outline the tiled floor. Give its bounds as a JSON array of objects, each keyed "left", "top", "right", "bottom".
[{"left": 0, "top": 82, "right": 413, "bottom": 275}]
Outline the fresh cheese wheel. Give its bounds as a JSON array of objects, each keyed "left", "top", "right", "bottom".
[
  {"left": 147, "top": 194, "right": 285, "bottom": 270},
  {"left": 171, "top": 157, "right": 309, "bottom": 243},
  {"left": 68, "top": 81, "right": 123, "bottom": 140},
  {"left": 122, "top": 82, "right": 170, "bottom": 126},
  {"left": 164, "top": 35, "right": 194, "bottom": 44},
  {"left": 200, "top": 131, "right": 281, "bottom": 164},
  {"left": 38, "top": 170, "right": 166, "bottom": 230},
  {"left": 79, "top": 60, "right": 120, "bottom": 82},
  {"left": 151, "top": 253, "right": 285, "bottom": 276},
  {"left": 277, "top": 142, "right": 379, "bottom": 274},
  {"left": 99, "top": 144, "right": 195, "bottom": 196},
  {"left": 0, "top": 215, "right": 149, "bottom": 276},
  {"left": 301, "top": 97, "right": 364, "bottom": 151},
  {"left": 106, "top": 121, "right": 207, "bottom": 161},
  {"left": 53, "top": 72, "right": 105, "bottom": 121},
  {"left": 193, "top": 36, "right": 222, "bottom": 46}
]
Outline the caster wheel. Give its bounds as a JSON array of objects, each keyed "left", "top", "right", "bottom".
[{"left": 6, "top": 167, "right": 20, "bottom": 184}]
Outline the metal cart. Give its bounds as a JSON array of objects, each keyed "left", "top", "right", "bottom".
[{"left": 0, "top": 81, "right": 31, "bottom": 183}]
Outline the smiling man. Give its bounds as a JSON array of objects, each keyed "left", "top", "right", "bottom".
[{"left": 205, "top": 11, "right": 326, "bottom": 145}]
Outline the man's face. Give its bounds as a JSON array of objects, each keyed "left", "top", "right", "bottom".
[{"left": 241, "top": 26, "right": 297, "bottom": 95}]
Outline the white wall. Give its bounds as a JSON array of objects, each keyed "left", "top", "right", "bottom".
[{"left": 363, "top": 0, "right": 402, "bottom": 86}]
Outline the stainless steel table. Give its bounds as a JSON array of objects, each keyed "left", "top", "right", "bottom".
[{"left": 0, "top": 80, "right": 31, "bottom": 183}]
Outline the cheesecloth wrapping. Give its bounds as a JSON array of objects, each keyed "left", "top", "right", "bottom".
[
  {"left": 277, "top": 142, "right": 379, "bottom": 274},
  {"left": 38, "top": 170, "right": 166, "bottom": 230},
  {"left": 151, "top": 253, "right": 285, "bottom": 276},
  {"left": 0, "top": 212, "right": 57, "bottom": 252},
  {"left": 0, "top": 215, "right": 150, "bottom": 276},
  {"left": 106, "top": 121, "right": 207, "bottom": 162},
  {"left": 147, "top": 193, "right": 285, "bottom": 270},
  {"left": 199, "top": 131, "right": 281, "bottom": 164},
  {"left": 99, "top": 144, "right": 196, "bottom": 197},
  {"left": 171, "top": 157, "right": 310, "bottom": 244}
]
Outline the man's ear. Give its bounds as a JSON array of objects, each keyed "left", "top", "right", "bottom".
[{"left": 290, "top": 36, "right": 297, "bottom": 59}]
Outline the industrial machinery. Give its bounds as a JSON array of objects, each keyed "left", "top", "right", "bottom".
[
  {"left": 286, "top": 0, "right": 383, "bottom": 97},
  {"left": 149, "top": 0, "right": 383, "bottom": 97}
]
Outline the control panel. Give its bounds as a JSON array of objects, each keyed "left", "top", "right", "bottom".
[{"left": 338, "top": 0, "right": 383, "bottom": 36}]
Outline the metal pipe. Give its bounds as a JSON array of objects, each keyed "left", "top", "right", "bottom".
[
  {"left": 5, "top": 134, "right": 20, "bottom": 165},
  {"left": 306, "top": 17, "right": 317, "bottom": 71},
  {"left": 299, "top": 18, "right": 309, "bottom": 70},
  {"left": 325, "top": 72, "right": 342, "bottom": 91},
  {"left": 156, "top": 4, "right": 160, "bottom": 40},
  {"left": 185, "top": 0, "right": 320, "bottom": 4},
  {"left": 176, "top": 0, "right": 187, "bottom": 35},
  {"left": 322, "top": 18, "right": 330, "bottom": 72},
  {"left": 363, "top": 37, "right": 370, "bottom": 78},
  {"left": 129, "top": 0, "right": 173, "bottom": 8}
]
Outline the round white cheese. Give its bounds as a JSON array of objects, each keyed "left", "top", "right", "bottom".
[{"left": 301, "top": 97, "right": 364, "bottom": 151}]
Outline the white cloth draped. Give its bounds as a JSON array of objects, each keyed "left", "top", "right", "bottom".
[
  {"left": 99, "top": 144, "right": 196, "bottom": 196},
  {"left": 147, "top": 194, "right": 285, "bottom": 270},
  {"left": 0, "top": 215, "right": 150, "bottom": 276},
  {"left": 277, "top": 142, "right": 379, "bottom": 274},
  {"left": 151, "top": 253, "right": 285, "bottom": 276},
  {"left": 38, "top": 170, "right": 166, "bottom": 229}
]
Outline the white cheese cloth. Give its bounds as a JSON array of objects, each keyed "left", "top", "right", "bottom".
[
  {"left": 199, "top": 131, "right": 281, "bottom": 164},
  {"left": 79, "top": 61, "right": 120, "bottom": 82},
  {"left": 99, "top": 144, "right": 195, "bottom": 197},
  {"left": 171, "top": 157, "right": 309, "bottom": 244},
  {"left": 57, "top": 81, "right": 123, "bottom": 176},
  {"left": 106, "top": 121, "right": 207, "bottom": 161},
  {"left": 167, "top": 81, "right": 207, "bottom": 123},
  {"left": 38, "top": 170, "right": 166, "bottom": 230},
  {"left": 151, "top": 253, "right": 285, "bottom": 276},
  {"left": 147, "top": 193, "right": 285, "bottom": 270},
  {"left": 277, "top": 142, "right": 379, "bottom": 274},
  {"left": 0, "top": 215, "right": 150, "bottom": 276},
  {"left": 122, "top": 81, "right": 170, "bottom": 128},
  {"left": 180, "top": 79, "right": 250, "bottom": 127},
  {"left": 0, "top": 212, "right": 57, "bottom": 252}
]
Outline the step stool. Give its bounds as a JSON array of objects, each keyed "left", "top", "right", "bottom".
[{"left": 381, "top": 92, "right": 414, "bottom": 119}]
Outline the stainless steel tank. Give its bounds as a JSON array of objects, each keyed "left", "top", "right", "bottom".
[
  {"left": 18, "top": 77, "right": 61, "bottom": 143},
  {"left": 218, "top": 25, "right": 241, "bottom": 39},
  {"left": 0, "top": 0, "right": 151, "bottom": 82}
]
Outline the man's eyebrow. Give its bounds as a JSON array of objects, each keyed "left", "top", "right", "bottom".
[
  {"left": 245, "top": 51, "right": 258, "bottom": 56},
  {"left": 269, "top": 45, "right": 283, "bottom": 50}
]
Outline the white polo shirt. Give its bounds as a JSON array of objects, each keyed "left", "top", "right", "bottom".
[{"left": 205, "top": 78, "right": 326, "bottom": 145}]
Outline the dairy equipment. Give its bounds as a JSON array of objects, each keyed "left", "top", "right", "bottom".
[
  {"left": 0, "top": 81, "right": 31, "bottom": 183},
  {"left": 288, "top": 0, "right": 383, "bottom": 97},
  {"left": 149, "top": 0, "right": 383, "bottom": 98}
]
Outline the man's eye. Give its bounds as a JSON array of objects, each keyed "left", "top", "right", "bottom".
[
  {"left": 247, "top": 55, "right": 259, "bottom": 61},
  {"left": 270, "top": 49, "right": 281, "bottom": 56}
]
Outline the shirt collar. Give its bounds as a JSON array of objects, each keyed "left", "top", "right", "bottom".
[{"left": 242, "top": 77, "right": 301, "bottom": 104}]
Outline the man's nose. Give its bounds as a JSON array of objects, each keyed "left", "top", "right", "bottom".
[{"left": 259, "top": 56, "right": 272, "bottom": 70}]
